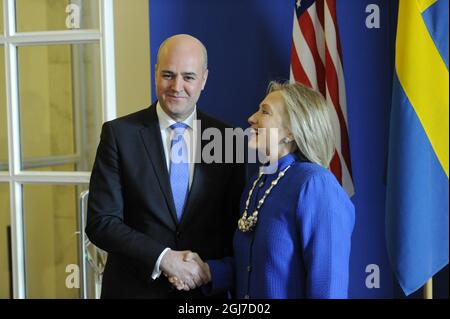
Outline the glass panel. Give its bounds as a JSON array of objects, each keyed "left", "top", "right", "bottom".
[
  {"left": 18, "top": 44, "right": 102, "bottom": 172},
  {"left": 0, "top": 184, "right": 11, "bottom": 299},
  {"left": 23, "top": 184, "right": 87, "bottom": 298},
  {"left": 15, "top": 0, "right": 99, "bottom": 32},
  {"left": 0, "top": 47, "right": 7, "bottom": 171},
  {"left": 28, "top": 164, "right": 75, "bottom": 172}
]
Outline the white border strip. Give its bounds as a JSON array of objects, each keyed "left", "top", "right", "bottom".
[
  {"left": 100, "top": 0, "right": 116, "bottom": 122},
  {"left": 5, "top": 0, "right": 26, "bottom": 299},
  {"left": 14, "top": 172, "right": 91, "bottom": 184},
  {"left": 3, "top": 30, "right": 100, "bottom": 45}
]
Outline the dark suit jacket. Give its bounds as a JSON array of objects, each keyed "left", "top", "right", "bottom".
[{"left": 85, "top": 103, "right": 245, "bottom": 298}]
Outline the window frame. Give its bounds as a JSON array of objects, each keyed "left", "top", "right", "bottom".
[{"left": 0, "top": 0, "right": 116, "bottom": 298}]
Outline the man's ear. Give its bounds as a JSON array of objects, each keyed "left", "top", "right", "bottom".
[{"left": 201, "top": 69, "right": 209, "bottom": 90}]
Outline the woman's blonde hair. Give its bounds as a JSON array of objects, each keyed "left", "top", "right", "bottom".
[{"left": 267, "top": 81, "right": 335, "bottom": 167}]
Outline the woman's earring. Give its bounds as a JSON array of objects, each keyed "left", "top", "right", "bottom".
[{"left": 282, "top": 137, "right": 291, "bottom": 144}]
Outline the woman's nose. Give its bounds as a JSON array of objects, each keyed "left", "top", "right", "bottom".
[{"left": 248, "top": 112, "right": 257, "bottom": 125}]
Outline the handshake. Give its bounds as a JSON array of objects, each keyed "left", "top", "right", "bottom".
[{"left": 160, "top": 249, "right": 211, "bottom": 291}]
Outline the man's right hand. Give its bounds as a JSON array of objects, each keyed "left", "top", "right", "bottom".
[{"left": 160, "top": 250, "right": 210, "bottom": 291}]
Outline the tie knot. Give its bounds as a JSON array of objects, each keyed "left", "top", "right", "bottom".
[{"left": 170, "top": 122, "right": 188, "bottom": 135}]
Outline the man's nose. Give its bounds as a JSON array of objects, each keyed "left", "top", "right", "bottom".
[{"left": 171, "top": 75, "right": 183, "bottom": 92}]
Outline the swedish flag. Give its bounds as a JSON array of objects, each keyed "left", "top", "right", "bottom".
[{"left": 386, "top": 0, "right": 449, "bottom": 295}]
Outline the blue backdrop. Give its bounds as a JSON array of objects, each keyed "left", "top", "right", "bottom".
[{"left": 148, "top": 0, "right": 421, "bottom": 298}]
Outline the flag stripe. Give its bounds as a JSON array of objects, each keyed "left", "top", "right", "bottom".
[
  {"left": 323, "top": 0, "right": 352, "bottom": 176},
  {"left": 316, "top": 0, "right": 325, "bottom": 28},
  {"left": 329, "top": 152, "right": 343, "bottom": 182},
  {"left": 325, "top": 47, "right": 352, "bottom": 172},
  {"left": 417, "top": 0, "right": 438, "bottom": 12},
  {"left": 300, "top": 9, "right": 326, "bottom": 94},
  {"left": 291, "top": 41, "right": 312, "bottom": 87},
  {"left": 291, "top": 0, "right": 354, "bottom": 195},
  {"left": 421, "top": 0, "right": 449, "bottom": 69},
  {"left": 325, "top": 0, "right": 344, "bottom": 62},
  {"left": 386, "top": 0, "right": 449, "bottom": 296},
  {"left": 338, "top": 145, "right": 354, "bottom": 194},
  {"left": 396, "top": 0, "right": 449, "bottom": 176},
  {"left": 324, "top": 0, "right": 349, "bottom": 126},
  {"left": 307, "top": 3, "right": 325, "bottom": 65},
  {"left": 326, "top": 86, "right": 354, "bottom": 194},
  {"left": 326, "top": 87, "right": 342, "bottom": 152},
  {"left": 386, "top": 73, "right": 449, "bottom": 295},
  {"left": 294, "top": 14, "right": 318, "bottom": 88}
]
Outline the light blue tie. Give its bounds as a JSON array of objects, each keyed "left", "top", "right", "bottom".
[{"left": 169, "top": 123, "right": 189, "bottom": 222}]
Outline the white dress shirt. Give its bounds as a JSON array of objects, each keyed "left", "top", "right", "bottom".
[{"left": 151, "top": 102, "right": 198, "bottom": 279}]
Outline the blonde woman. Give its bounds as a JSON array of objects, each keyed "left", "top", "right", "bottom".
[{"left": 172, "top": 81, "right": 355, "bottom": 298}]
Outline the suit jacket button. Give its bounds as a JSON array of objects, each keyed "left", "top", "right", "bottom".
[
  {"left": 247, "top": 266, "right": 252, "bottom": 272},
  {"left": 244, "top": 294, "right": 250, "bottom": 299},
  {"left": 176, "top": 231, "right": 181, "bottom": 238}
]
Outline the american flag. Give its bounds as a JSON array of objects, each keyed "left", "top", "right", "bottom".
[{"left": 290, "top": 0, "right": 354, "bottom": 196}]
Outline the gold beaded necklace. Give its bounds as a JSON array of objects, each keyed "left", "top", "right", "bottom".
[{"left": 238, "top": 165, "right": 291, "bottom": 232}]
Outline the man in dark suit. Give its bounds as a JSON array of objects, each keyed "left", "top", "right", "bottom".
[{"left": 85, "top": 34, "right": 245, "bottom": 298}]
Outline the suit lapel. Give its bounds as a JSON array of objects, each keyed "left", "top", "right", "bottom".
[{"left": 139, "top": 105, "right": 178, "bottom": 227}]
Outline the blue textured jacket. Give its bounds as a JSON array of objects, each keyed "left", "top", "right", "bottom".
[{"left": 208, "top": 153, "right": 355, "bottom": 299}]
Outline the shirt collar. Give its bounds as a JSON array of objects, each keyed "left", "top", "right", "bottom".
[
  {"left": 260, "top": 152, "right": 297, "bottom": 175},
  {"left": 156, "top": 101, "right": 197, "bottom": 130}
]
